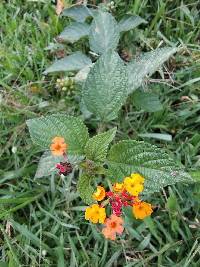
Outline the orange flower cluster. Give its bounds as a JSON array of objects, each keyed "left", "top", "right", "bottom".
[{"left": 85, "top": 173, "right": 153, "bottom": 240}]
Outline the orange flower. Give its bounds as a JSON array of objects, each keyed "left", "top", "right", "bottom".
[
  {"left": 50, "top": 136, "right": 67, "bottom": 156},
  {"left": 113, "top": 182, "right": 124, "bottom": 192},
  {"left": 132, "top": 201, "right": 153, "bottom": 219},
  {"left": 102, "top": 214, "right": 124, "bottom": 240},
  {"left": 93, "top": 186, "right": 106, "bottom": 201}
]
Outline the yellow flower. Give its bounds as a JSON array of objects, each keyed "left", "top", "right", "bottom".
[
  {"left": 130, "top": 173, "right": 144, "bottom": 184},
  {"left": 113, "top": 183, "right": 124, "bottom": 192},
  {"left": 93, "top": 186, "right": 106, "bottom": 201},
  {"left": 132, "top": 201, "right": 153, "bottom": 219},
  {"left": 123, "top": 173, "right": 145, "bottom": 196},
  {"left": 124, "top": 177, "right": 143, "bottom": 196},
  {"left": 85, "top": 204, "right": 106, "bottom": 224}
]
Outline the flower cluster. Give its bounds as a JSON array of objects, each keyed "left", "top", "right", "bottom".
[
  {"left": 50, "top": 136, "right": 72, "bottom": 176},
  {"left": 85, "top": 173, "right": 153, "bottom": 240},
  {"left": 56, "top": 77, "right": 75, "bottom": 94}
]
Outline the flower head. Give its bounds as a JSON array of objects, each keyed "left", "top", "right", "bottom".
[
  {"left": 50, "top": 136, "right": 67, "bottom": 156},
  {"left": 56, "top": 161, "right": 72, "bottom": 176},
  {"left": 130, "top": 173, "right": 144, "bottom": 184},
  {"left": 93, "top": 186, "right": 106, "bottom": 201},
  {"left": 124, "top": 173, "right": 144, "bottom": 196},
  {"left": 85, "top": 204, "right": 106, "bottom": 224},
  {"left": 113, "top": 182, "right": 124, "bottom": 192},
  {"left": 132, "top": 201, "right": 153, "bottom": 219},
  {"left": 102, "top": 214, "right": 124, "bottom": 240}
]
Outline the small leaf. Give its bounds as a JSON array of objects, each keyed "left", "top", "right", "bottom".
[
  {"left": 108, "top": 140, "right": 192, "bottom": 194},
  {"left": 133, "top": 90, "right": 163, "bottom": 112},
  {"left": 26, "top": 115, "right": 89, "bottom": 155},
  {"left": 35, "top": 152, "right": 64, "bottom": 178},
  {"left": 44, "top": 52, "right": 92, "bottom": 74},
  {"left": 35, "top": 151, "right": 84, "bottom": 179},
  {"left": 85, "top": 128, "right": 117, "bottom": 162},
  {"left": 82, "top": 50, "right": 128, "bottom": 121},
  {"left": 127, "top": 47, "right": 178, "bottom": 93},
  {"left": 77, "top": 174, "right": 94, "bottom": 204},
  {"left": 58, "top": 22, "right": 90, "bottom": 43},
  {"left": 89, "top": 10, "right": 120, "bottom": 54},
  {"left": 118, "top": 14, "right": 146, "bottom": 32},
  {"left": 62, "top": 5, "right": 93, "bottom": 22}
]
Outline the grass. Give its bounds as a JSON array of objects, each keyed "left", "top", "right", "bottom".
[{"left": 0, "top": 0, "right": 200, "bottom": 266}]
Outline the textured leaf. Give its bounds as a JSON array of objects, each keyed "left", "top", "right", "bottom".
[
  {"left": 44, "top": 52, "right": 92, "bottom": 74},
  {"left": 82, "top": 50, "right": 128, "bottom": 121},
  {"left": 35, "top": 151, "right": 84, "bottom": 179},
  {"left": 118, "top": 15, "right": 146, "bottom": 32},
  {"left": 89, "top": 10, "right": 120, "bottom": 54},
  {"left": 62, "top": 5, "right": 93, "bottom": 22},
  {"left": 58, "top": 22, "right": 90, "bottom": 43},
  {"left": 133, "top": 90, "right": 163, "bottom": 112},
  {"left": 26, "top": 115, "right": 89, "bottom": 155},
  {"left": 85, "top": 128, "right": 117, "bottom": 162},
  {"left": 108, "top": 140, "right": 192, "bottom": 194},
  {"left": 77, "top": 174, "right": 94, "bottom": 204},
  {"left": 127, "top": 47, "right": 178, "bottom": 93}
]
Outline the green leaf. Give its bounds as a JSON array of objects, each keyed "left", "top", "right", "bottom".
[
  {"left": 35, "top": 152, "right": 84, "bottom": 179},
  {"left": 127, "top": 47, "right": 178, "bottom": 93},
  {"left": 26, "top": 115, "right": 89, "bottom": 155},
  {"left": 85, "top": 128, "right": 117, "bottom": 162},
  {"left": 107, "top": 140, "right": 192, "bottom": 194},
  {"left": 77, "top": 174, "right": 94, "bottom": 204},
  {"left": 58, "top": 22, "right": 90, "bottom": 43},
  {"left": 82, "top": 50, "right": 128, "bottom": 121},
  {"left": 89, "top": 11, "right": 120, "bottom": 54},
  {"left": 190, "top": 170, "right": 200, "bottom": 182},
  {"left": 118, "top": 14, "right": 147, "bottom": 32},
  {"left": 44, "top": 52, "right": 92, "bottom": 74},
  {"left": 133, "top": 90, "right": 163, "bottom": 112},
  {"left": 62, "top": 5, "right": 93, "bottom": 22}
]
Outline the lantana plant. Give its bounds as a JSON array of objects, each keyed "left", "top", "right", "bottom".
[{"left": 26, "top": 4, "right": 193, "bottom": 241}]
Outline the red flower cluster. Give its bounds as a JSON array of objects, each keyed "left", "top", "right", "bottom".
[
  {"left": 106, "top": 190, "right": 138, "bottom": 216},
  {"left": 56, "top": 162, "right": 73, "bottom": 176}
]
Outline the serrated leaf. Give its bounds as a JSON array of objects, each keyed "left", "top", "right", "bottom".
[
  {"left": 107, "top": 140, "right": 192, "bottom": 194},
  {"left": 89, "top": 10, "right": 120, "bottom": 54},
  {"left": 82, "top": 50, "right": 128, "bottom": 121},
  {"left": 44, "top": 52, "right": 92, "bottom": 74},
  {"left": 62, "top": 5, "right": 93, "bottom": 22},
  {"left": 35, "top": 152, "right": 64, "bottom": 178},
  {"left": 133, "top": 90, "right": 163, "bottom": 112},
  {"left": 118, "top": 14, "right": 147, "bottom": 32},
  {"left": 58, "top": 22, "right": 90, "bottom": 43},
  {"left": 85, "top": 128, "right": 117, "bottom": 162},
  {"left": 26, "top": 115, "right": 89, "bottom": 155},
  {"left": 127, "top": 47, "right": 178, "bottom": 93},
  {"left": 35, "top": 151, "right": 84, "bottom": 179},
  {"left": 77, "top": 174, "right": 94, "bottom": 204}
]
